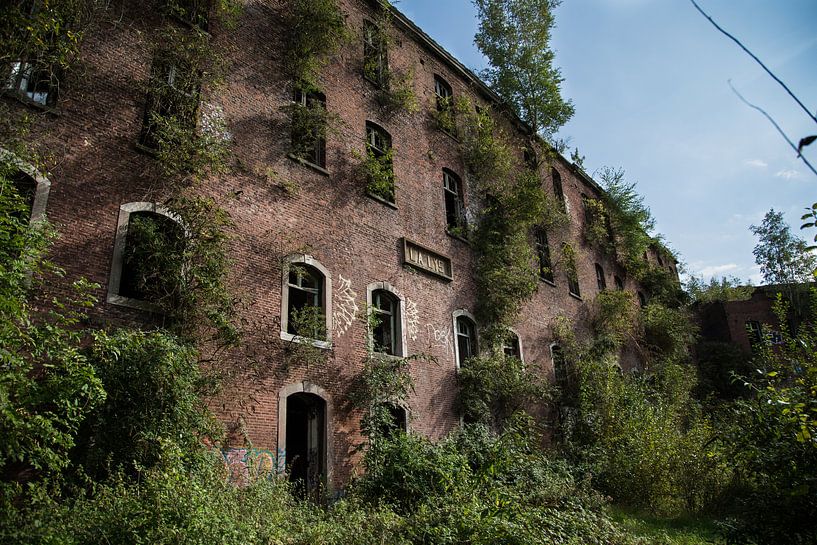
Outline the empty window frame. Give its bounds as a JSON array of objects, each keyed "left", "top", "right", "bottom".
[
  {"left": 551, "top": 167, "right": 565, "bottom": 210},
  {"left": 371, "top": 289, "right": 401, "bottom": 355},
  {"left": 595, "top": 263, "right": 606, "bottom": 290},
  {"left": 551, "top": 344, "right": 567, "bottom": 388},
  {"left": 502, "top": 330, "right": 522, "bottom": 361},
  {"left": 0, "top": 153, "right": 51, "bottom": 225},
  {"left": 3, "top": 61, "right": 58, "bottom": 107},
  {"left": 614, "top": 275, "right": 624, "bottom": 290},
  {"left": 291, "top": 88, "right": 327, "bottom": 168},
  {"left": 535, "top": 227, "right": 554, "bottom": 283},
  {"left": 139, "top": 55, "right": 200, "bottom": 150},
  {"left": 280, "top": 256, "right": 332, "bottom": 346},
  {"left": 286, "top": 265, "right": 326, "bottom": 339},
  {"left": 434, "top": 75, "right": 453, "bottom": 111},
  {"left": 443, "top": 169, "right": 466, "bottom": 234},
  {"left": 363, "top": 20, "right": 387, "bottom": 85},
  {"left": 166, "top": 0, "right": 211, "bottom": 30},
  {"left": 567, "top": 272, "right": 581, "bottom": 298},
  {"left": 107, "top": 202, "right": 183, "bottom": 309},
  {"left": 454, "top": 313, "right": 477, "bottom": 368},
  {"left": 746, "top": 320, "right": 762, "bottom": 346},
  {"left": 638, "top": 291, "right": 647, "bottom": 307},
  {"left": 365, "top": 121, "right": 395, "bottom": 203}
]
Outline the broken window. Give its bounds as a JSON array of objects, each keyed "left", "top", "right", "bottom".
[
  {"left": 286, "top": 264, "right": 325, "bottom": 339},
  {"left": 372, "top": 289, "right": 400, "bottom": 355},
  {"left": 551, "top": 167, "right": 565, "bottom": 211},
  {"left": 365, "top": 121, "right": 394, "bottom": 203},
  {"left": 502, "top": 331, "right": 522, "bottom": 361},
  {"left": 119, "top": 211, "right": 185, "bottom": 302},
  {"left": 595, "top": 263, "right": 606, "bottom": 291},
  {"left": 3, "top": 60, "right": 58, "bottom": 107},
  {"left": 443, "top": 169, "right": 466, "bottom": 235},
  {"left": 139, "top": 54, "right": 200, "bottom": 150},
  {"left": 535, "top": 227, "right": 554, "bottom": 283},
  {"left": 379, "top": 403, "right": 407, "bottom": 438},
  {"left": 614, "top": 275, "right": 624, "bottom": 290},
  {"left": 291, "top": 87, "right": 327, "bottom": 168},
  {"left": 363, "top": 20, "right": 387, "bottom": 86},
  {"left": 455, "top": 315, "right": 477, "bottom": 367},
  {"left": 746, "top": 320, "right": 762, "bottom": 347}
]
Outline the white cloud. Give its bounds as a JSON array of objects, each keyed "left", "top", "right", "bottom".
[
  {"left": 744, "top": 159, "right": 768, "bottom": 168},
  {"left": 696, "top": 263, "right": 738, "bottom": 278},
  {"left": 775, "top": 168, "right": 801, "bottom": 179}
]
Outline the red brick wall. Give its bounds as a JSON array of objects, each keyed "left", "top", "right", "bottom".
[{"left": 6, "top": 0, "right": 672, "bottom": 489}]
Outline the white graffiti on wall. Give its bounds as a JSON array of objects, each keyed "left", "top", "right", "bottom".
[
  {"left": 332, "top": 275, "right": 358, "bottom": 338},
  {"left": 405, "top": 299, "right": 419, "bottom": 341},
  {"left": 426, "top": 323, "right": 453, "bottom": 358}
]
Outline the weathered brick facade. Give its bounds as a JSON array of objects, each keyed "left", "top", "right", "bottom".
[{"left": 4, "top": 0, "right": 677, "bottom": 491}]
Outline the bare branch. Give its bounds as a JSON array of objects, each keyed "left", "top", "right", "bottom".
[
  {"left": 728, "top": 81, "right": 817, "bottom": 178},
  {"left": 690, "top": 0, "right": 817, "bottom": 126}
]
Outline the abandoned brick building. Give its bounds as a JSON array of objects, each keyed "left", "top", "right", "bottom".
[{"left": 3, "top": 0, "right": 678, "bottom": 492}]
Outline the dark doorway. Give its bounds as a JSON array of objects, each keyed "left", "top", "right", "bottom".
[{"left": 285, "top": 392, "right": 326, "bottom": 498}]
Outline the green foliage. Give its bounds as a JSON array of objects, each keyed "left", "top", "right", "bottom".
[
  {"left": 122, "top": 196, "right": 238, "bottom": 345},
  {"left": 282, "top": 91, "right": 339, "bottom": 161},
  {"left": 431, "top": 96, "right": 457, "bottom": 134},
  {"left": 640, "top": 303, "right": 698, "bottom": 366},
  {"left": 592, "top": 289, "right": 639, "bottom": 347},
  {"left": 686, "top": 275, "right": 753, "bottom": 304},
  {"left": 719, "top": 293, "right": 817, "bottom": 544},
  {"left": 751, "top": 208, "right": 817, "bottom": 286},
  {"left": 457, "top": 354, "right": 550, "bottom": 431},
  {"left": 162, "top": 0, "right": 243, "bottom": 30},
  {"left": 142, "top": 28, "right": 232, "bottom": 179},
  {"left": 375, "top": 67, "right": 420, "bottom": 116},
  {"left": 799, "top": 201, "right": 817, "bottom": 255},
  {"left": 694, "top": 341, "right": 752, "bottom": 400},
  {"left": 281, "top": 0, "right": 350, "bottom": 89},
  {"left": 597, "top": 167, "right": 656, "bottom": 273},
  {"left": 583, "top": 196, "right": 615, "bottom": 254},
  {"left": 638, "top": 264, "right": 687, "bottom": 308},
  {"left": 0, "top": 163, "right": 105, "bottom": 499},
  {"left": 473, "top": 0, "right": 574, "bottom": 137},
  {"left": 361, "top": 147, "right": 396, "bottom": 202},
  {"left": 80, "top": 329, "right": 222, "bottom": 479}
]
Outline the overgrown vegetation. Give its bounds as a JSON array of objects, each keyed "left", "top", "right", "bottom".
[{"left": 360, "top": 147, "right": 396, "bottom": 202}]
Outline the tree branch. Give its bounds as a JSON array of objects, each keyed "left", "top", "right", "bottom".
[
  {"left": 690, "top": 0, "right": 817, "bottom": 126},
  {"left": 728, "top": 81, "right": 817, "bottom": 178}
]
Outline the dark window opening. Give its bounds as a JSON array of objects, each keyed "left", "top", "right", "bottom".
[
  {"left": 638, "top": 291, "right": 647, "bottom": 307},
  {"left": 614, "top": 275, "right": 624, "bottom": 290},
  {"left": 379, "top": 403, "right": 407, "bottom": 438},
  {"left": 139, "top": 56, "right": 200, "bottom": 150},
  {"left": 455, "top": 315, "right": 477, "bottom": 367},
  {"left": 10, "top": 170, "right": 37, "bottom": 222},
  {"left": 372, "top": 289, "right": 399, "bottom": 355},
  {"left": 535, "top": 227, "right": 554, "bottom": 283},
  {"left": 285, "top": 392, "right": 326, "bottom": 499},
  {"left": 551, "top": 167, "right": 565, "bottom": 211},
  {"left": 595, "top": 263, "right": 606, "bottom": 290},
  {"left": 434, "top": 75, "right": 453, "bottom": 111},
  {"left": 3, "top": 61, "right": 58, "bottom": 107},
  {"left": 291, "top": 88, "right": 327, "bottom": 168},
  {"left": 287, "top": 265, "right": 325, "bottom": 338},
  {"left": 120, "top": 211, "right": 185, "bottom": 302},
  {"left": 363, "top": 20, "right": 387, "bottom": 86},
  {"left": 443, "top": 169, "right": 466, "bottom": 234},
  {"left": 746, "top": 320, "right": 762, "bottom": 347},
  {"left": 523, "top": 147, "right": 538, "bottom": 169}
]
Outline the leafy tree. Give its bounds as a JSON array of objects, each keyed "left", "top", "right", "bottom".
[
  {"left": 751, "top": 209, "right": 816, "bottom": 328},
  {"left": 686, "top": 275, "right": 753, "bottom": 304},
  {"left": 473, "top": 0, "right": 574, "bottom": 138}
]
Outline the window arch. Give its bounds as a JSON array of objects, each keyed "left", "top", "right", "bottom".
[
  {"left": 367, "top": 282, "right": 405, "bottom": 357},
  {"left": 280, "top": 255, "right": 333, "bottom": 347},
  {"left": 443, "top": 169, "right": 466, "bottom": 234},
  {"left": 502, "top": 329, "right": 523, "bottom": 362},
  {"left": 0, "top": 149, "right": 51, "bottom": 224},
  {"left": 452, "top": 310, "right": 478, "bottom": 369},
  {"left": 107, "top": 202, "right": 183, "bottom": 310}
]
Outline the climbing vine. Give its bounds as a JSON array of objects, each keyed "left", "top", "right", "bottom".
[{"left": 281, "top": 0, "right": 350, "bottom": 90}]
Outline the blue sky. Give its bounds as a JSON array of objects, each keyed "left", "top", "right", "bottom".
[{"left": 398, "top": 0, "right": 817, "bottom": 284}]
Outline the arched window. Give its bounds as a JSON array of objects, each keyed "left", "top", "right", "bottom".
[
  {"left": 453, "top": 312, "right": 477, "bottom": 368},
  {"left": 365, "top": 121, "right": 394, "bottom": 203},
  {"left": 443, "top": 169, "right": 466, "bottom": 235},
  {"left": 434, "top": 75, "right": 453, "bottom": 111},
  {"left": 551, "top": 167, "right": 565, "bottom": 210},
  {"left": 502, "top": 330, "right": 523, "bottom": 361},
  {"left": 595, "top": 263, "right": 606, "bottom": 290},
  {"left": 367, "top": 282, "right": 405, "bottom": 356},
  {"left": 0, "top": 150, "right": 51, "bottom": 224},
  {"left": 281, "top": 255, "right": 332, "bottom": 346},
  {"left": 107, "top": 202, "right": 183, "bottom": 310}
]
